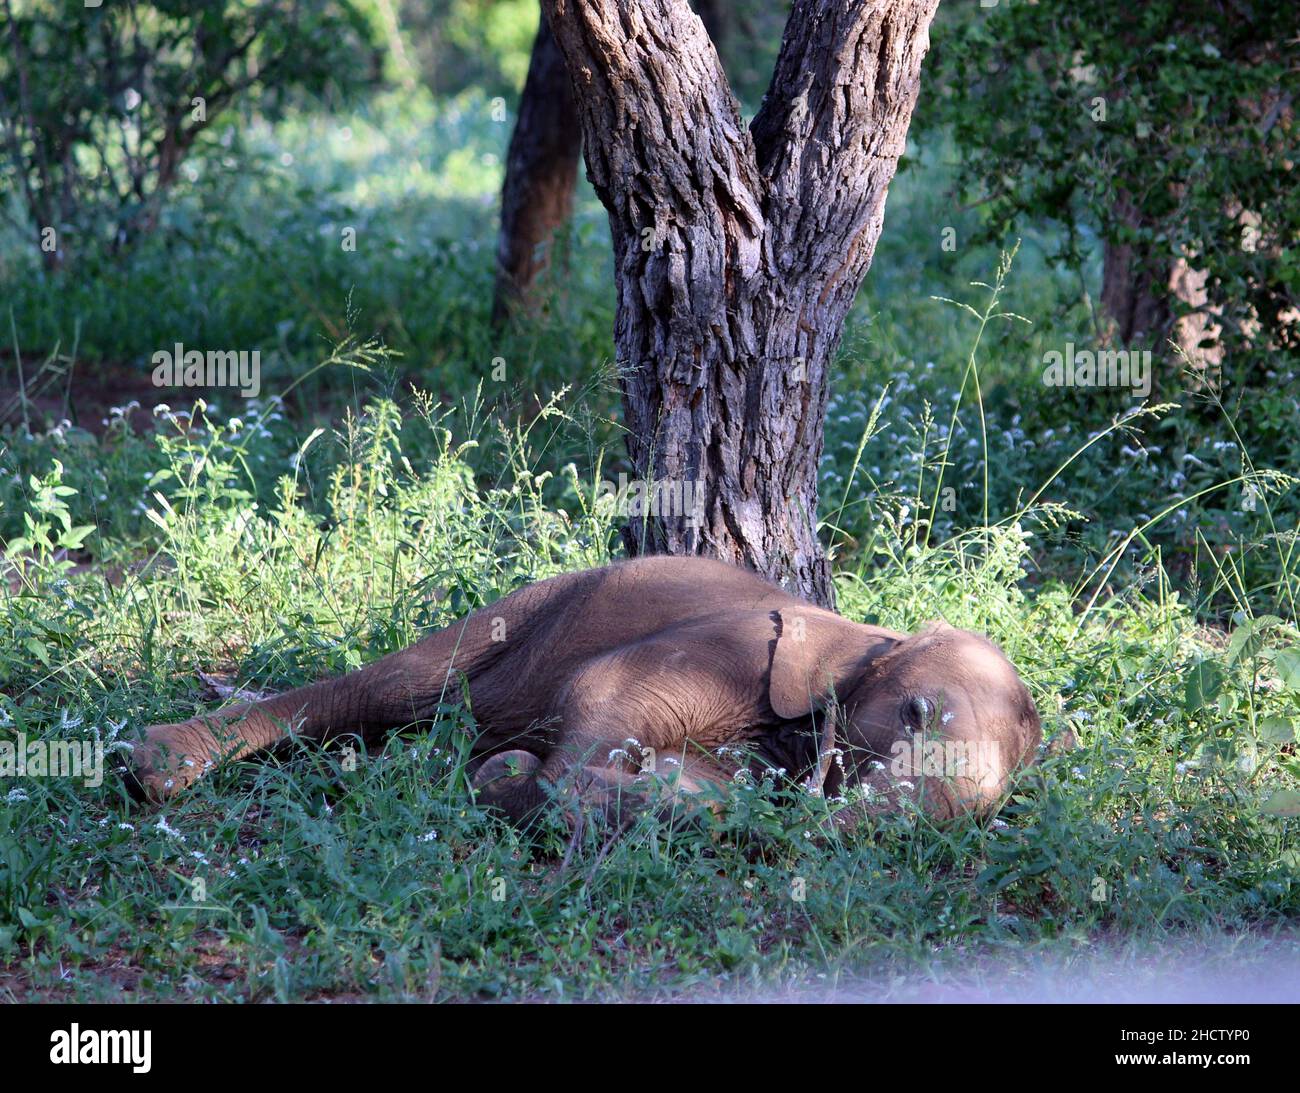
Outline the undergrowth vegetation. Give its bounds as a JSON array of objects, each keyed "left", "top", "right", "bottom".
[
  {"left": 2, "top": 362, "right": 1298, "bottom": 999},
  {"left": 1, "top": 96, "right": 1298, "bottom": 1000}
]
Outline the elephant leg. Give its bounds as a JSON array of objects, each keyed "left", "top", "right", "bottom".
[
  {"left": 470, "top": 744, "right": 642, "bottom": 829},
  {"left": 128, "top": 638, "right": 473, "bottom": 802},
  {"left": 487, "top": 641, "right": 750, "bottom": 828},
  {"left": 636, "top": 748, "right": 732, "bottom": 825},
  {"left": 470, "top": 733, "right": 732, "bottom": 832},
  {"left": 553, "top": 758, "right": 648, "bottom": 828}
]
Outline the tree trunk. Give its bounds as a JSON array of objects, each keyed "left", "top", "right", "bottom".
[
  {"left": 1101, "top": 193, "right": 1172, "bottom": 348},
  {"left": 542, "top": 0, "right": 939, "bottom": 606},
  {"left": 491, "top": 11, "right": 583, "bottom": 324},
  {"left": 1101, "top": 191, "right": 1226, "bottom": 389}
]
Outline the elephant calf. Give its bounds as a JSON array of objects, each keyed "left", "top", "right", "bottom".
[{"left": 128, "top": 557, "right": 1042, "bottom": 827}]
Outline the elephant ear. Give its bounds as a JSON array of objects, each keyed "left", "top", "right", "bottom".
[{"left": 766, "top": 608, "right": 889, "bottom": 721}]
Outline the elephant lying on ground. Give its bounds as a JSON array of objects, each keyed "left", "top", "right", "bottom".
[{"left": 127, "top": 556, "right": 1042, "bottom": 827}]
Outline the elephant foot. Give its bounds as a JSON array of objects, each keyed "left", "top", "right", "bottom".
[
  {"left": 123, "top": 721, "right": 223, "bottom": 803},
  {"left": 471, "top": 750, "right": 548, "bottom": 825}
]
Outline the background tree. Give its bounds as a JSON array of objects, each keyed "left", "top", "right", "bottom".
[
  {"left": 0, "top": 0, "right": 375, "bottom": 268},
  {"left": 490, "top": 9, "right": 581, "bottom": 323},
  {"left": 397, "top": 0, "right": 537, "bottom": 97},
  {"left": 541, "top": 0, "right": 940, "bottom": 607},
  {"left": 921, "top": 1, "right": 1297, "bottom": 396}
]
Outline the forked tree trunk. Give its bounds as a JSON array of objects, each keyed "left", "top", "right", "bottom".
[
  {"left": 491, "top": 12, "right": 584, "bottom": 324},
  {"left": 542, "top": 0, "right": 940, "bottom": 606}
]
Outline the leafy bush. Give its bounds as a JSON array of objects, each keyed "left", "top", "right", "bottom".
[
  {"left": 920, "top": 1, "right": 1298, "bottom": 395},
  {"left": 0, "top": 0, "right": 377, "bottom": 265}
]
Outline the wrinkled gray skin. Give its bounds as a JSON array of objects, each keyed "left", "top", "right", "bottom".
[{"left": 129, "top": 557, "right": 1042, "bottom": 827}]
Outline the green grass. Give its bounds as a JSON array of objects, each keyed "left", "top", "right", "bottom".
[
  {"left": 1, "top": 379, "right": 1298, "bottom": 1000},
  {"left": 1, "top": 92, "right": 1299, "bottom": 1000}
]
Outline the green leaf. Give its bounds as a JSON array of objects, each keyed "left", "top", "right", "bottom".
[
  {"left": 1227, "top": 615, "right": 1283, "bottom": 665},
  {"left": 1259, "top": 717, "right": 1296, "bottom": 745},
  {"left": 1266, "top": 648, "right": 1300, "bottom": 693},
  {"left": 58, "top": 525, "right": 95, "bottom": 550},
  {"left": 1195, "top": 738, "right": 1237, "bottom": 765},
  {"left": 1184, "top": 660, "right": 1225, "bottom": 709},
  {"left": 1260, "top": 790, "right": 1300, "bottom": 818}
]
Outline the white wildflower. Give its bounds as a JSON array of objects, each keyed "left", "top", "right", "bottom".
[{"left": 155, "top": 815, "right": 185, "bottom": 841}]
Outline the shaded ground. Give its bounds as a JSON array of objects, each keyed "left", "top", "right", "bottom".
[{"left": 0, "top": 356, "right": 161, "bottom": 435}]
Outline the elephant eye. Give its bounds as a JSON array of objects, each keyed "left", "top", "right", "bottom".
[{"left": 903, "top": 695, "right": 932, "bottom": 729}]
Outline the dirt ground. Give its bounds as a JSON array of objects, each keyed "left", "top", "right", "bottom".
[{"left": 1, "top": 356, "right": 169, "bottom": 436}]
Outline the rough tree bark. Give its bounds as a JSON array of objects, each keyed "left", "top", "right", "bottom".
[
  {"left": 541, "top": 0, "right": 940, "bottom": 606},
  {"left": 491, "top": 11, "right": 584, "bottom": 324},
  {"left": 493, "top": 3, "right": 733, "bottom": 323}
]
